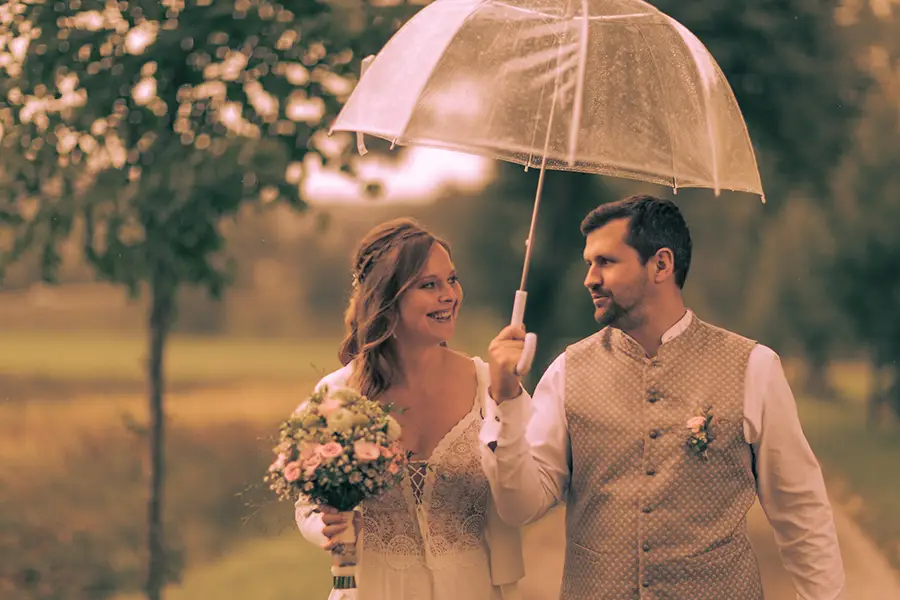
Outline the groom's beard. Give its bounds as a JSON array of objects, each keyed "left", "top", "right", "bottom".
[{"left": 593, "top": 294, "right": 626, "bottom": 328}]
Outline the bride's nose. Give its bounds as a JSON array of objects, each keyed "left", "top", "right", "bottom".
[{"left": 438, "top": 286, "right": 457, "bottom": 304}]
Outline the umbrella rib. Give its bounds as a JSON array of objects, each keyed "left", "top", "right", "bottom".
[
  {"left": 664, "top": 17, "right": 723, "bottom": 196},
  {"left": 635, "top": 24, "right": 679, "bottom": 192},
  {"left": 495, "top": 4, "right": 659, "bottom": 23},
  {"left": 567, "top": 0, "right": 590, "bottom": 165}
]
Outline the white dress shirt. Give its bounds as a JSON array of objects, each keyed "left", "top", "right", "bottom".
[{"left": 480, "top": 310, "right": 846, "bottom": 600}]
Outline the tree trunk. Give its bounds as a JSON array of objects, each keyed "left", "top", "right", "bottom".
[
  {"left": 804, "top": 353, "right": 833, "bottom": 401},
  {"left": 145, "top": 273, "right": 175, "bottom": 600},
  {"left": 888, "top": 366, "right": 900, "bottom": 421},
  {"left": 867, "top": 354, "right": 886, "bottom": 431}
]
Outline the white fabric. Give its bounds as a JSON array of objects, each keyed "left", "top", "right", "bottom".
[
  {"left": 480, "top": 310, "right": 847, "bottom": 600},
  {"left": 297, "top": 357, "right": 523, "bottom": 600}
]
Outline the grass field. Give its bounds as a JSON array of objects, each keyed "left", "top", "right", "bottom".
[
  {"left": 115, "top": 533, "right": 332, "bottom": 600},
  {"left": 0, "top": 329, "right": 339, "bottom": 389},
  {"left": 0, "top": 324, "right": 502, "bottom": 599},
  {"left": 3, "top": 328, "right": 899, "bottom": 599},
  {"left": 0, "top": 313, "right": 500, "bottom": 397}
]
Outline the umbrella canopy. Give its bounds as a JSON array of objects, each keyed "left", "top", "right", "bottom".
[{"left": 332, "top": 0, "right": 764, "bottom": 200}]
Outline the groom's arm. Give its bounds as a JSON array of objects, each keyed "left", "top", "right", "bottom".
[
  {"left": 745, "top": 346, "right": 846, "bottom": 600},
  {"left": 480, "top": 353, "right": 571, "bottom": 527}
]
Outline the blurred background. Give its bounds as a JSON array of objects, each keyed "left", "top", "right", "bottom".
[{"left": 1, "top": 0, "right": 900, "bottom": 599}]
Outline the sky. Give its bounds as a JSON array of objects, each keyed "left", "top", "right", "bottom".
[{"left": 301, "top": 144, "right": 497, "bottom": 206}]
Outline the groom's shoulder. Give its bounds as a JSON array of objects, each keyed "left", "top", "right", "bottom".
[{"left": 696, "top": 317, "right": 757, "bottom": 348}]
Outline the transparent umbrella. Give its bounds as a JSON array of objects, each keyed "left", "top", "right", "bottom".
[{"left": 331, "top": 0, "right": 765, "bottom": 374}]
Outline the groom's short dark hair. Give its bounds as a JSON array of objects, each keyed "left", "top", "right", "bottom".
[{"left": 580, "top": 194, "right": 692, "bottom": 288}]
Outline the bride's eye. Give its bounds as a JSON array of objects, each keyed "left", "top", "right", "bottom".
[
  {"left": 449, "top": 275, "right": 459, "bottom": 285},
  {"left": 420, "top": 281, "right": 436, "bottom": 289}
]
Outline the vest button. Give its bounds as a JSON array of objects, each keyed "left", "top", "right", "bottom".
[
  {"left": 642, "top": 542, "right": 650, "bottom": 551},
  {"left": 649, "top": 430, "right": 659, "bottom": 439},
  {"left": 642, "top": 506, "right": 652, "bottom": 513},
  {"left": 648, "top": 395, "right": 658, "bottom": 404},
  {"left": 646, "top": 468, "right": 656, "bottom": 476},
  {"left": 642, "top": 581, "right": 650, "bottom": 588}
]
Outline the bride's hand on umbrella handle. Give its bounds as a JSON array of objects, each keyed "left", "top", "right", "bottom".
[
  {"left": 511, "top": 290, "right": 537, "bottom": 377},
  {"left": 488, "top": 292, "right": 537, "bottom": 402}
]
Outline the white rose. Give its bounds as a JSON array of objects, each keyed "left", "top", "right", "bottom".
[{"left": 326, "top": 408, "right": 354, "bottom": 432}]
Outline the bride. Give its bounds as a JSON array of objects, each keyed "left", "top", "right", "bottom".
[{"left": 295, "top": 218, "right": 524, "bottom": 600}]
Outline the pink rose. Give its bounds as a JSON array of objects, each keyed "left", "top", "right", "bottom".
[
  {"left": 686, "top": 416, "right": 707, "bottom": 432},
  {"left": 283, "top": 461, "right": 302, "bottom": 482},
  {"left": 316, "top": 441, "right": 343, "bottom": 461},
  {"left": 380, "top": 445, "right": 394, "bottom": 459},
  {"left": 388, "top": 461, "right": 400, "bottom": 475},
  {"left": 318, "top": 397, "right": 343, "bottom": 417},
  {"left": 303, "top": 454, "right": 322, "bottom": 475},
  {"left": 354, "top": 440, "right": 381, "bottom": 462}
]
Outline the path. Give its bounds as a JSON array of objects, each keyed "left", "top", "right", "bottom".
[{"left": 516, "top": 501, "right": 900, "bottom": 599}]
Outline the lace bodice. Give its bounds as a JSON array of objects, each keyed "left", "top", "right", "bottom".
[
  {"left": 296, "top": 357, "right": 515, "bottom": 600},
  {"left": 359, "top": 394, "right": 490, "bottom": 570}
]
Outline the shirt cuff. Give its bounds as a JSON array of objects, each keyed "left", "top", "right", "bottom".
[{"left": 480, "top": 388, "right": 531, "bottom": 449}]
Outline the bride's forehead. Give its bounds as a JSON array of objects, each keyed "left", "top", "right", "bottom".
[{"left": 422, "top": 245, "right": 455, "bottom": 270}]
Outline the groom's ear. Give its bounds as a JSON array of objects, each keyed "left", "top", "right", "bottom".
[{"left": 652, "top": 248, "right": 675, "bottom": 283}]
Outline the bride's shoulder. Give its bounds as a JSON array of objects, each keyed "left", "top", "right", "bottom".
[
  {"left": 445, "top": 347, "right": 487, "bottom": 371},
  {"left": 293, "top": 364, "right": 354, "bottom": 414},
  {"left": 453, "top": 351, "right": 490, "bottom": 387},
  {"left": 314, "top": 363, "right": 354, "bottom": 392}
]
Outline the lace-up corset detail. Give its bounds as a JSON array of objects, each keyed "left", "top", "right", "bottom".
[
  {"left": 360, "top": 402, "right": 490, "bottom": 569},
  {"left": 408, "top": 461, "right": 428, "bottom": 504}
]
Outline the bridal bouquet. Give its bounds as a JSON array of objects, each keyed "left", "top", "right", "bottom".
[{"left": 266, "top": 384, "right": 407, "bottom": 598}]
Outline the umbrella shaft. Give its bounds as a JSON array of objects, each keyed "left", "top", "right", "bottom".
[{"left": 520, "top": 162, "right": 548, "bottom": 291}]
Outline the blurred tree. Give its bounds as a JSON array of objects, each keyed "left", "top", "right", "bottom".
[
  {"left": 654, "top": 0, "right": 866, "bottom": 199},
  {"left": 0, "top": 1, "right": 419, "bottom": 598},
  {"left": 743, "top": 196, "right": 846, "bottom": 398},
  {"left": 827, "top": 8, "right": 900, "bottom": 422}
]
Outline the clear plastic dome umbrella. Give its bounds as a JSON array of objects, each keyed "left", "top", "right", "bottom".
[{"left": 331, "top": 0, "right": 765, "bottom": 375}]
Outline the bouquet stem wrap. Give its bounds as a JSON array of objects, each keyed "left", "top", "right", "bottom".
[{"left": 331, "top": 510, "right": 358, "bottom": 596}]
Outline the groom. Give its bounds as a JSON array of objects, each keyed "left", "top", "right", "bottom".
[{"left": 481, "top": 195, "right": 846, "bottom": 599}]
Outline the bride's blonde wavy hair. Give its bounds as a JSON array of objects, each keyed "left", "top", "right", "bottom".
[{"left": 338, "top": 218, "right": 452, "bottom": 400}]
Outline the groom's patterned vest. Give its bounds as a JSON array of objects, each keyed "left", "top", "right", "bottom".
[{"left": 561, "top": 317, "right": 763, "bottom": 600}]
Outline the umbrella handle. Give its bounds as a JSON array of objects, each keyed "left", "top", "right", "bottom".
[{"left": 510, "top": 290, "right": 537, "bottom": 376}]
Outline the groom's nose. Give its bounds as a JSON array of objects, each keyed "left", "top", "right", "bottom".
[{"left": 584, "top": 268, "right": 602, "bottom": 290}]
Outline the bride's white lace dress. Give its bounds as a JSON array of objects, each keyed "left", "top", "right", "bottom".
[{"left": 296, "top": 357, "right": 504, "bottom": 600}]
